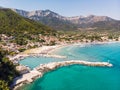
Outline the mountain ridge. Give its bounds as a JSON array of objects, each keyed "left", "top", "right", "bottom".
[
  {"left": 11, "top": 8, "right": 117, "bottom": 22},
  {"left": 11, "top": 8, "right": 77, "bottom": 31},
  {"left": 1, "top": 7, "right": 120, "bottom": 31},
  {"left": 10, "top": 8, "right": 120, "bottom": 31}
]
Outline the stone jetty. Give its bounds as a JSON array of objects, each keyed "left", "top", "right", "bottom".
[
  {"left": 35, "top": 60, "right": 112, "bottom": 72},
  {"left": 12, "top": 60, "right": 112, "bottom": 90}
]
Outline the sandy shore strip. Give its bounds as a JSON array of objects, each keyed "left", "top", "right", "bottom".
[
  {"left": 22, "top": 46, "right": 59, "bottom": 54},
  {"left": 9, "top": 45, "right": 67, "bottom": 63},
  {"left": 23, "top": 45, "right": 67, "bottom": 58},
  {"left": 9, "top": 41, "right": 120, "bottom": 62},
  {"left": 12, "top": 60, "right": 112, "bottom": 90}
]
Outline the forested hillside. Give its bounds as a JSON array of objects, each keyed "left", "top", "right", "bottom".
[
  {"left": 0, "top": 49, "right": 19, "bottom": 90},
  {"left": 0, "top": 9, "right": 56, "bottom": 36}
]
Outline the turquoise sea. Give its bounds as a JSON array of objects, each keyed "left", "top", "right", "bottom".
[{"left": 19, "top": 43, "right": 120, "bottom": 90}]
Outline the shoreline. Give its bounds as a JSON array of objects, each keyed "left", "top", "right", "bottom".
[
  {"left": 11, "top": 41, "right": 119, "bottom": 89},
  {"left": 9, "top": 41, "right": 120, "bottom": 63},
  {"left": 9, "top": 45, "right": 67, "bottom": 64},
  {"left": 12, "top": 60, "right": 112, "bottom": 90}
]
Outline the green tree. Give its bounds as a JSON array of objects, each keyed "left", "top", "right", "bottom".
[
  {"left": 0, "top": 80, "right": 9, "bottom": 90},
  {"left": 0, "top": 49, "right": 19, "bottom": 89}
]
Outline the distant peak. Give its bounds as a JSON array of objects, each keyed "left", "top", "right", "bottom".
[
  {"left": 87, "top": 15, "right": 96, "bottom": 17},
  {"left": 0, "top": 6, "right": 3, "bottom": 8},
  {"left": 44, "top": 9, "right": 51, "bottom": 12},
  {"left": 87, "top": 15, "right": 109, "bottom": 18},
  {"left": 31, "top": 10, "right": 42, "bottom": 12}
]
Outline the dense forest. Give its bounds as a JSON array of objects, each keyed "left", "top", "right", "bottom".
[
  {"left": 0, "top": 9, "right": 56, "bottom": 36},
  {"left": 0, "top": 49, "right": 19, "bottom": 90}
]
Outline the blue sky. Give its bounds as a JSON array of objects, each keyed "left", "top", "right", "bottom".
[{"left": 0, "top": 0, "right": 119, "bottom": 20}]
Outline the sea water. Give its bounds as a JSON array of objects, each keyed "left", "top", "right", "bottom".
[
  {"left": 20, "top": 42, "right": 120, "bottom": 90},
  {"left": 19, "top": 57, "right": 66, "bottom": 69}
]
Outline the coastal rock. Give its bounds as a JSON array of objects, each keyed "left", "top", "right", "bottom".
[{"left": 16, "top": 65, "right": 30, "bottom": 74}]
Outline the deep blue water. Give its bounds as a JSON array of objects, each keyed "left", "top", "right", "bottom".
[{"left": 20, "top": 43, "right": 120, "bottom": 90}]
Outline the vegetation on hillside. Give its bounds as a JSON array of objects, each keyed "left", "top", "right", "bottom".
[
  {"left": 0, "top": 49, "right": 19, "bottom": 90},
  {"left": 0, "top": 80, "right": 9, "bottom": 90},
  {"left": 0, "top": 8, "right": 59, "bottom": 46},
  {"left": 34, "top": 16, "right": 77, "bottom": 31},
  {"left": 0, "top": 9, "right": 56, "bottom": 35},
  {"left": 91, "top": 21, "right": 120, "bottom": 30}
]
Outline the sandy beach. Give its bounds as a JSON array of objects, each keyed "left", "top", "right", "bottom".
[
  {"left": 10, "top": 41, "right": 120, "bottom": 62},
  {"left": 11, "top": 41, "right": 119, "bottom": 89},
  {"left": 22, "top": 46, "right": 59, "bottom": 54},
  {"left": 9, "top": 45, "right": 67, "bottom": 63}
]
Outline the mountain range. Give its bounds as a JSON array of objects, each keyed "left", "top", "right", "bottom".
[
  {"left": 11, "top": 8, "right": 120, "bottom": 31},
  {"left": 11, "top": 8, "right": 115, "bottom": 23},
  {"left": 0, "top": 6, "right": 120, "bottom": 31}
]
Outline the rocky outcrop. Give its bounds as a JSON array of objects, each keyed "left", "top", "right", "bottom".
[{"left": 16, "top": 65, "right": 30, "bottom": 74}]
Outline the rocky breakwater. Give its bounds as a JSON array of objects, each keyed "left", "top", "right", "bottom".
[
  {"left": 12, "top": 69, "right": 42, "bottom": 90},
  {"left": 12, "top": 60, "right": 112, "bottom": 90},
  {"left": 35, "top": 60, "right": 113, "bottom": 72}
]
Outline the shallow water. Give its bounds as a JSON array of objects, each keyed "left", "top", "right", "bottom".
[
  {"left": 19, "top": 56, "right": 66, "bottom": 69},
  {"left": 20, "top": 43, "right": 120, "bottom": 90}
]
